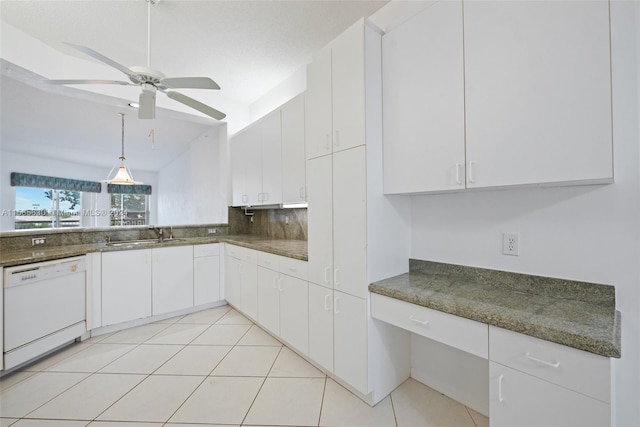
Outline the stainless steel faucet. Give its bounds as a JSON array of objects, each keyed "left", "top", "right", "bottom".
[{"left": 151, "top": 226, "right": 164, "bottom": 242}]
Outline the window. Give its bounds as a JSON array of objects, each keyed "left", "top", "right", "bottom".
[
  {"left": 14, "top": 187, "right": 81, "bottom": 229},
  {"left": 110, "top": 193, "right": 148, "bottom": 226}
]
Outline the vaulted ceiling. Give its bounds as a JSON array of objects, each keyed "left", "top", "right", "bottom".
[{"left": 0, "top": 0, "right": 388, "bottom": 171}]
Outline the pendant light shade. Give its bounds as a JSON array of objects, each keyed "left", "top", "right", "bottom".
[{"left": 105, "top": 113, "right": 141, "bottom": 185}]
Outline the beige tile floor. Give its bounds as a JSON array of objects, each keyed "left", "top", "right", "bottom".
[{"left": 0, "top": 305, "right": 489, "bottom": 427}]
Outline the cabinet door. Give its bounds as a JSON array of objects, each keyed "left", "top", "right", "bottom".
[
  {"left": 243, "top": 126, "right": 263, "bottom": 206},
  {"left": 102, "top": 249, "right": 152, "bottom": 326},
  {"left": 490, "top": 362, "right": 610, "bottom": 427},
  {"left": 230, "top": 130, "right": 249, "bottom": 206},
  {"left": 281, "top": 95, "right": 307, "bottom": 204},
  {"left": 382, "top": 1, "right": 465, "bottom": 194},
  {"left": 333, "top": 147, "right": 367, "bottom": 298},
  {"left": 240, "top": 259, "right": 258, "bottom": 320},
  {"left": 260, "top": 111, "right": 283, "bottom": 205},
  {"left": 331, "top": 19, "right": 365, "bottom": 153},
  {"left": 333, "top": 291, "right": 368, "bottom": 394},
  {"left": 225, "top": 255, "right": 241, "bottom": 307},
  {"left": 194, "top": 255, "right": 221, "bottom": 306},
  {"left": 305, "top": 46, "right": 333, "bottom": 160},
  {"left": 257, "top": 266, "right": 280, "bottom": 335},
  {"left": 279, "top": 275, "right": 309, "bottom": 355},
  {"left": 152, "top": 246, "right": 194, "bottom": 315},
  {"left": 306, "top": 155, "right": 333, "bottom": 288},
  {"left": 308, "top": 282, "right": 333, "bottom": 372},
  {"left": 464, "top": 0, "right": 612, "bottom": 188}
]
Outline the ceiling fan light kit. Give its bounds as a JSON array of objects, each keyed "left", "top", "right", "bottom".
[{"left": 46, "top": 0, "right": 225, "bottom": 121}]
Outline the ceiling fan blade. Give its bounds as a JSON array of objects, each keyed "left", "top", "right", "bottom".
[
  {"left": 63, "top": 42, "right": 137, "bottom": 78},
  {"left": 45, "top": 79, "right": 133, "bottom": 86},
  {"left": 166, "top": 91, "right": 226, "bottom": 120},
  {"left": 160, "top": 77, "right": 220, "bottom": 90}
]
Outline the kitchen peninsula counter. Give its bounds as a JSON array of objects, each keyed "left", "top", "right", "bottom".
[
  {"left": 369, "top": 259, "right": 621, "bottom": 359},
  {"left": 0, "top": 235, "right": 307, "bottom": 268}
]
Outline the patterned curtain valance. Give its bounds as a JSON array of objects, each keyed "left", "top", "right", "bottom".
[
  {"left": 10, "top": 172, "right": 102, "bottom": 193},
  {"left": 107, "top": 183, "right": 152, "bottom": 195}
]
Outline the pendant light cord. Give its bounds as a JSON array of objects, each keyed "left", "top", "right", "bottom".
[{"left": 120, "top": 113, "right": 126, "bottom": 160}]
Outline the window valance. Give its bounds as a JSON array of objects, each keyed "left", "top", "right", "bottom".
[
  {"left": 10, "top": 172, "right": 102, "bottom": 193},
  {"left": 107, "top": 183, "right": 152, "bottom": 195}
]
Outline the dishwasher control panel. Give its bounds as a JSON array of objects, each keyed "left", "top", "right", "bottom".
[{"left": 4, "top": 256, "right": 86, "bottom": 288}]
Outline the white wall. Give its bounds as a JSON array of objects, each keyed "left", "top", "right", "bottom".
[
  {"left": 409, "top": 2, "right": 639, "bottom": 425},
  {"left": 156, "top": 124, "right": 228, "bottom": 225},
  {"left": 247, "top": 66, "right": 306, "bottom": 129},
  {"left": 0, "top": 150, "right": 158, "bottom": 230}
]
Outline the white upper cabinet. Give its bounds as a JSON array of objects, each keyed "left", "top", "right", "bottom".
[
  {"left": 281, "top": 95, "right": 307, "bottom": 204},
  {"left": 464, "top": 0, "right": 612, "bottom": 188},
  {"left": 260, "top": 111, "right": 283, "bottom": 205},
  {"left": 230, "top": 97, "right": 306, "bottom": 207},
  {"left": 305, "top": 46, "right": 333, "bottom": 160},
  {"left": 382, "top": 0, "right": 613, "bottom": 193},
  {"left": 382, "top": 1, "right": 465, "bottom": 194},
  {"left": 305, "top": 19, "right": 366, "bottom": 159},
  {"left": 331, "top": 21, "right": 366, "bottom": 153}
]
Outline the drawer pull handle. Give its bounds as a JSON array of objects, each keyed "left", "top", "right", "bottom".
[
  {"left": 272, "top": 276, "right": 278, "bottom": 289},
  {"left": 277, "top": 278, "right": 284, "bottom": 292},
  {"left": 324, "top": 266, "right": 330, "bottom": 284},
  {"left": 409, "top": 315, "right": 429, "bottom": 326},
  {"left": 324, "top": 294, "right": 331, "bottom": 311},
  {"left": 455, "top": 163, "right": 462, "bottom": 185},
  {"left": 525, "top": 352, "right": 560, "bottom": 368},
  {"left": 334, "top": 297, "right": 341, "bottom": 314},
  {"left": 334, "top": 268, "right": 340, "bottom": 286},
  {"left": 498, "top": 374, "right": 504, "bottom": 403}
]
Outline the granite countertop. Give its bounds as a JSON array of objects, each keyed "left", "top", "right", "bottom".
[
  {"left": 0, "top": 235, "right": 307, "bottom": 267},
  {"left": 369, "top": 260, "right": 621, "bottom": 359}
]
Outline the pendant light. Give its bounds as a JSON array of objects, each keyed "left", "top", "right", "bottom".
[{"left": 105, "top": 113, "right": 141, "bottom": 185}]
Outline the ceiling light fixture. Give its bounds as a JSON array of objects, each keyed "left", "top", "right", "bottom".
[{"left": 105, "top": 113, "right": 141, "bottom": 185}]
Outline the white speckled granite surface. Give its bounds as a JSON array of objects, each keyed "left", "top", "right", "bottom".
[{"left": 369, "top": 260, "right": 621, "bottom": 359}]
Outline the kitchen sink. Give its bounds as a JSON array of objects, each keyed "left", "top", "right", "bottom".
[{"left": 106, "top": 238, "right": 186, "bottom": 247}]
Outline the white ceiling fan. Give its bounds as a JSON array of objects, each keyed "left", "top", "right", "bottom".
[{"left": 45, "top": 0, "right": 225, "bottom": 120}]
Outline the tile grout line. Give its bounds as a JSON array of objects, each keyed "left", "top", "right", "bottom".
[
  {"left": 316, "top": 375, "right": 329, "bottom": 427},
  {"left": 239, "top": 344, "right": 286, "bottom": 426}
]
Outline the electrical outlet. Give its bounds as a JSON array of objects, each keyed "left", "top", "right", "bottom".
[
  {"left": 208, "top": 228, "right": 217, "bottom": 234},
  {"left": 31, "top": 237, "right": 46, "bottom": 246},
  {"left": 502, "top": 233, "right": 519, "bottom": 256}
]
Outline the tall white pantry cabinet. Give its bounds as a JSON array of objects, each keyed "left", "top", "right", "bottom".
[{"left": 305, "top": 18, "right": 411, "bottom": 404}]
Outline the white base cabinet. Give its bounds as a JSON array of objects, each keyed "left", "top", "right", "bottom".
[
  {"left": 225, "top": 244, "right": 258, "bottom": 320},
  {"left": 489, "top": 326, "right": 611, "bottom": 426},
  {"left": 193, "top": 244, "right": 221, "bottom": 306},
  {"left": 308, "top": 282, "right": 334, "bottom": 372},
  {"left": 256, "top": 252, "right": 309, "bottom": 355},
  {"left": 152, "top": 246, "right": 194, "bottom": 315},
  {"left": 101, "top": 249, "right": 152, "bottom": 326},
  {"left": 489, "top": 362, "right": 610, "bottom": 427}
]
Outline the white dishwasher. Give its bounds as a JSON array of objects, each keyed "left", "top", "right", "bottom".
[{"left": 3, "top": 256, "right": 87, "bottom": 370}]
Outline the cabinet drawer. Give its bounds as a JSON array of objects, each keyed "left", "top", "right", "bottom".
[
  {"left": 279, "top": 257, "right": 308, "bottom": 281},
  {"left": 258, "top": 251, "right": 282, "bottom": 270},
  {"left": 194, "top": 243, "right": 220, "bottom": 257},
  {"left": 370, "top": 293, "right": 488, "bottom": 358},
  {"left": 489, "top": 326, "right": 610, "bottom": 403},
  {"left": 226, "top": 244, "right": 258, "bottom": 264}
]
